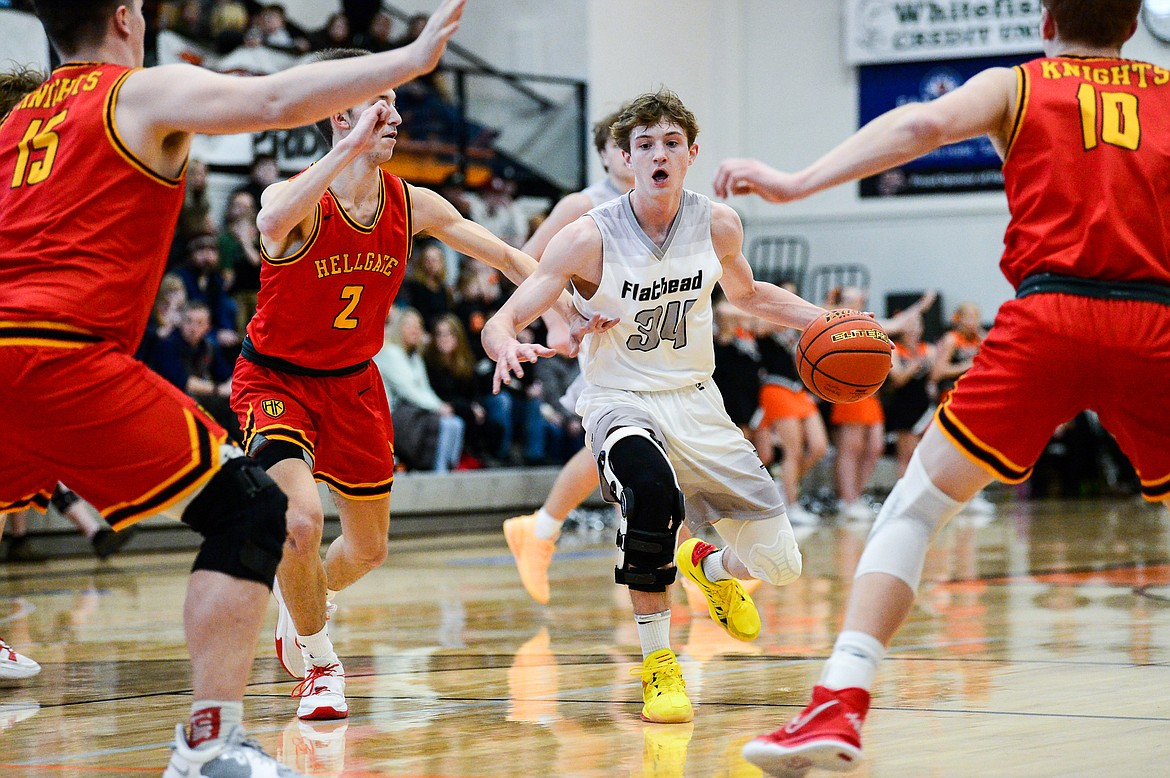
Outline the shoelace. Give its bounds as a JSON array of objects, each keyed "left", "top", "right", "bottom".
[
  {"left": 695, "top": 576, "right": 739, "bottom": 620},
  {"left": 291, "top": 663, "right": 340, "bottom": 698},
  {"left": 629, "top": 661, "right": 687, "bottom": 690},
  {"left": 0, "top": 640, "right": 16, "bottom": 661}
]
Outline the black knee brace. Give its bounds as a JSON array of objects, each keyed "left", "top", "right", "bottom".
[
  {"left": 252, "top": 438, "right": 311, "bottom": 472},
  {"left": 601, "top": 432, "right": 685, "bottom": 593},
  {"left": 50, "top": 484, "right": 80, "bottom": 513},
  {"left": 182, "top": 457, "right": 288, "bottom": 588}
]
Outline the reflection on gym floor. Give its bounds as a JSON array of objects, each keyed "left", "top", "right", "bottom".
[{"left": 2, "top": 498, "right": 1169, "bottom": 777}]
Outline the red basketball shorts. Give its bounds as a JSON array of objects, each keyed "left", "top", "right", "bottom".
[
  {"left": 936, "top": 294, "right": 1170, "bottom": 500},
  {"left": 231, "top": 359, "right": 395, "bottom": 500},
  {"left": 0, "top": 329, "right": 226, "bottom": 528}
]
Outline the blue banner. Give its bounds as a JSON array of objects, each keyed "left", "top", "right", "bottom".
[{"left": 858, "top": 54, "right": 1033, "bottom": 197}]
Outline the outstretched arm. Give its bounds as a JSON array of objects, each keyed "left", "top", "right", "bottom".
[
  {"left": 714, "top": 67, "right": 1017, "bottom": 202},
  {"left": 122, "top": 0, "right": 465, "bottom": 138},
  {"left": 409, "top": 186, "right": 589, "bottom": 335},
  {"left": 256, "top": 101, "right": 392, "bottom": 257},
  {"left": 482, "top": 219, "right": 604, "bottom": 392},
  {"left": 410, "top": 185, "right": 540, "bottom": 287},
  {"left": 712, "top": 204, "right": 824, "bottom": 329}
]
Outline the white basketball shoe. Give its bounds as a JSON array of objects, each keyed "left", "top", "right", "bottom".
[
  {"left": 274, "top": 581, "right": 338, "bottom": 680},
  {"left": 292, "top": 660, "right": 348, "bottom": 721},
  {"left": 273, "top": 579, "right": 305, "bottom": 680},
  {"left": 0, "top": 638, "right": 40, "bottom": 680},
  {"left": 163, "top": 723, "right": 305, "bottom": 777}
]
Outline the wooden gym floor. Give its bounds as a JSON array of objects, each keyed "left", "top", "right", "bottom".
[{"left": 1, "top": 497, "right": 1169, "bottom": 777}]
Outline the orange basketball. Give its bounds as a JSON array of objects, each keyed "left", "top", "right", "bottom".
[{"left": 797, "top": 310, "right": 892, "bottom": 404}]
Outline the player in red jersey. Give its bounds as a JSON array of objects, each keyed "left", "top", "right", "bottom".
[
  {"left": 716, "top": 0, "right": 1170, "bottom": 772},
  {"left": 234, "top": 47, "right": 593, "bottom": 721},
  {"left": 0, "top": 1, "right": 464, "bottom": 775},
  {"left": 0, "top": 64, "right": 48, "bottom": 682}
]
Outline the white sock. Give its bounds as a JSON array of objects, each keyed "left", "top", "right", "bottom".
[
  {"left": 819, "top": 630, "right": 886, "bottom": 691},
  {"left": 634, "top": 609, "right": 672, "bottom": 658},
  {"left": 701, "top": 548, "right": 732, "bottom": 582},
  {"left": 297, "top": 625, "right": 337, "bottom": 665},
  {"left": 533, "top": 508, "right": 563, "bottom": 541},
  {"left": 187, "top": 700, "right": 242, "bottom": 747}
]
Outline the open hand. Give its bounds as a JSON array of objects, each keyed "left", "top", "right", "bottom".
[
  {"left": 566, "top": 312, "right": 619, "bottom": 358},
  {"left": 409, "top": 0, "right": 466, "bottom": 75},
  {"left": 492, "top": 339, "right": 556, "bottom": 394},
  {"left": 713, "top": 158, "right": 803, "bottom": 203}
]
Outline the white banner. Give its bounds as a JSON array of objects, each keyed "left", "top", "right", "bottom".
[{"left": 845, "top": 0, "right": 1044, "bottom": 64}]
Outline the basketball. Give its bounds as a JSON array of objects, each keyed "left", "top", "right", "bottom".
[{"left": 796, "top": 310, "right": 892, "bottom": 403}]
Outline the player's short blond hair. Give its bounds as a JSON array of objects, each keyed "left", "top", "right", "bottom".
[
  {"left": 0, "top": 66, "right": 45, "bottom": 119},
  {"left": 610, "top": 89, "right": 699, "bottom": 153},
  {"left": 1042, "top": 0, "right": 1140, "bottom": 47}
]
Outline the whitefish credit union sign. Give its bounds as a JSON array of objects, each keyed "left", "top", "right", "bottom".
[{"left": 845, "top": 0, "right": 1044, "bottom": 64}]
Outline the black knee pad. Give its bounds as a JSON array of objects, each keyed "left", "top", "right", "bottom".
[
  {"left": 182, "top": 457, "right": 288, "bottom": 588},
  {"left": 50, "top": 484, "right": 80, "bottom": 513},
  {"left": 602, "top": 433, "right": 685, "bottom": 592}
]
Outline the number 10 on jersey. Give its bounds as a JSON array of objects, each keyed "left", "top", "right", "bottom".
[{"left": 1078, "top": 83, "right": 1140, "bottom": 151}]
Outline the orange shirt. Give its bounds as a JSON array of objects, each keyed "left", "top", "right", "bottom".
[
  {"left": 247, "top": 169, "right": 412, "bottom": 371},
  {"left": 1001, "top": 57, "right": 1170, "bottom": 288},
  {"left": 0, "top": 63, "right": 185, "bottom": 353}
]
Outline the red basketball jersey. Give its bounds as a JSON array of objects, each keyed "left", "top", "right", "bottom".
[
  {"left": 1001, "top": 57, "right": 1170, "bottom": 288},
  {"left": 247, "top": 169, "right": 412, "bottom": 370},
  {"left": 0, "top": 64, "right": 185, "bottom": 353}
]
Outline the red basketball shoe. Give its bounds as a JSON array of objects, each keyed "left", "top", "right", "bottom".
[{"left": 742, "top": 685, "right": 869, "bottom": 774}]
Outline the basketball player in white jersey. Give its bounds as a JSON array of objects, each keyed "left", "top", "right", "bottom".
[
  {"left": 503, "top": 106, "right": 635, "bottom": 606},
  {"left": 482, "top": 90, "right": 826, "bottom": 723}
]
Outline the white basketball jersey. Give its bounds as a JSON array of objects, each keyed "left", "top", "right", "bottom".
[
  {"left": 581, "top": 177, "right": 624, "bottom": 208},
  {"left": 574, "top": 190, "right": 721, "bottom": 391}
]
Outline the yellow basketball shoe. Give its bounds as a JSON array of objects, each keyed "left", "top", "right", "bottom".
[
  {"left": 503, "top": 513, "right": 556, "bottom": 605},
  {"left": 630, "top": 649, "right": 693, "bottom": 723},
  {"left": 675, "top": 539, "right": 761, "bottom": 642}
]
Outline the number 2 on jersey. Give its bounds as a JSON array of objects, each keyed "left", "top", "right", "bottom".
[
  {"left": 10, "top": 110, "right": 67, "bottom": 188},
  {"left": 333, "top": 285, "right": 364, "bottom": 330},
  {"left": 1077, "top": 84, "right": 1140, "bottom": 151}
]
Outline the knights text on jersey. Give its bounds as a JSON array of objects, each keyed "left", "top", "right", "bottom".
[
  {"left": 0, "top": 64, "right": 185, "bottom": 353},
  {"left": 574, "top": 190, "right": 721, "bottom": 391},
  {"left": 246, "top": 170, "right": 412, "bottom": 371},
  {"left": 1001, "top": 57, "right": 1170, "bottom": 287}
]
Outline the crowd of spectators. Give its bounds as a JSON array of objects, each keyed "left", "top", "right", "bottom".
[
  {"left": 155, "top": 1, "right": 476, "bottom": 144},
  {"left": 368, "top": 234, "right": 586, "bottom": 471}
]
